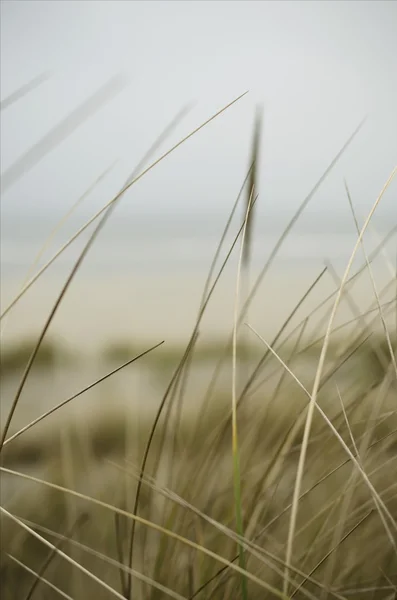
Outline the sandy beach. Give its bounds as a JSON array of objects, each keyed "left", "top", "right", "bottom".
[{"left": 1, "top": 259, "right": 393, "bottom": 355}]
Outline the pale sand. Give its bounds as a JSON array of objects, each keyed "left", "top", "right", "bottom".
[{"left": 0, "top": 263, "right": 393, "bottom": 355}]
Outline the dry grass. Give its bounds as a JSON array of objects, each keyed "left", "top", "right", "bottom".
[
  {"left": 0, "top": 92, "right": 396, "bottom": 600},
  {"left": 1, "top": 332, "right": 396, "bottom": 599}
]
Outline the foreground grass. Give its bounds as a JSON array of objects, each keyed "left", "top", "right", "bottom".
[{"left": 1, "top": 331, "right": 396, "bottom": 600}]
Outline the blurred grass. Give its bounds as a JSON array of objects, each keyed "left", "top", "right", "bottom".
[
  {"left": 1, "top": 332, "right": 395, "bottom": 465},
  {"left": 1, "top": 331, "right": 390, "bottom": 380},
  {"left": 103, "top": 339, "right": 261, "bottom": 371},
  {"left": 0, "top": 338, "right": 71, "bottom": 378}
]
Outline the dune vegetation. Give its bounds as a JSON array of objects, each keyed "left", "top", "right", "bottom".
[{"left": 1, "top": 92, "right": 396, "bottom": 600}]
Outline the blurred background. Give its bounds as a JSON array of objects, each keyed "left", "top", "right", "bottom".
[
  {"left": 1, "top": 0, "right": 396, "bottom": 417},
  {"left": 1, "top": 5, "right": 397, "bottom": 598}
]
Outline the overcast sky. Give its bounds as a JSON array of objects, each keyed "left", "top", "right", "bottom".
[{"left": 1, "top": 0, "right": 396, "bottom": 227}]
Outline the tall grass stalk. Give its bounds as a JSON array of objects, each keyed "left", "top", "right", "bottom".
[
  {"left": 232, "top": 185, "right": 255, "bottom": 600},
  {"left": 280, "top": 165, "right": 397, "bottom": 596}
]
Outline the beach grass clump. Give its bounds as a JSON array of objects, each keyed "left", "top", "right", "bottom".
[
  {"left": 1, "top": 337, "right": 396, "bottom": 599},
  {"left": 0, "top": 94, "right": 396, "bottom": 600}
]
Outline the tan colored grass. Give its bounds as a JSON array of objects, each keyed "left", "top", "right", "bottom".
[{"left": 1, "top": 95, "right": 396, "bottom": 600}]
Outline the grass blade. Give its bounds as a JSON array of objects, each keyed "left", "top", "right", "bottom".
[
  {"left": 1, "top": 74, "right": 128, "bottom": 193},
  {"left": 0, "top": 72, "right": 51, "bottom": 111},
  {"left": 2, "top": 341, "right": 164, "bottom": 447},
  {"left": 231, "top": 186, "right": 255, "bottom": 600}
]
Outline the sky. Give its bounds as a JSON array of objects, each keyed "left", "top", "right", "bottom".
[{"left": 0, "top": 0, "right": 396, "bottom": 231}]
